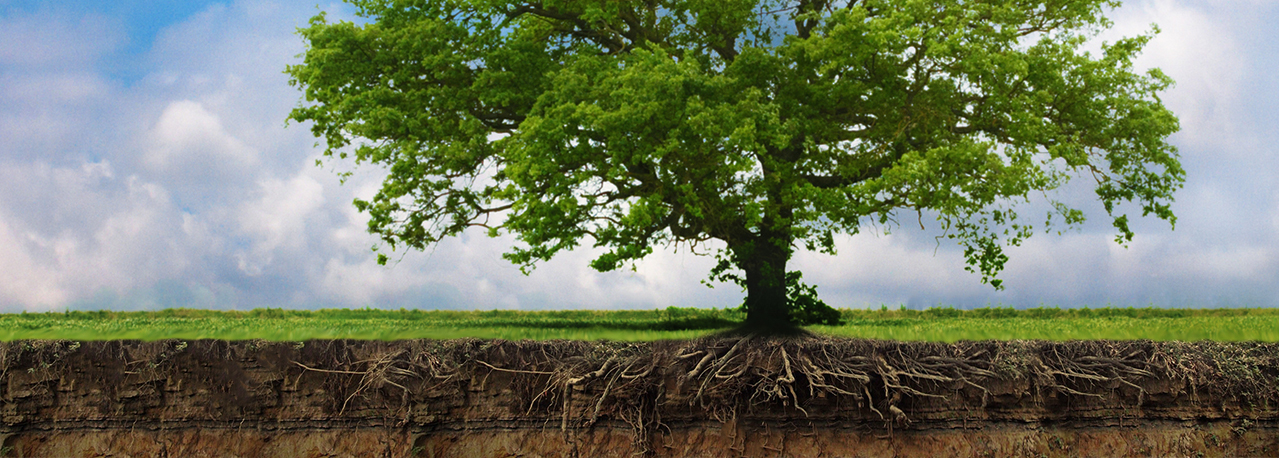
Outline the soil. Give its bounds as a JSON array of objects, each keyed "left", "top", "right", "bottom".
[{"left": 0, "top": 337, "right": 1277, "bottom": 457}]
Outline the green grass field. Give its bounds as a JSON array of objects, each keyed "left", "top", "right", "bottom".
[{"left": 1, "top": 307, "right": 1276, "bottom": 342}]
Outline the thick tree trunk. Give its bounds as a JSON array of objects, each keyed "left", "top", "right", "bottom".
[
  {"left": 732, "top": 161, "right": 800, "bottom": 334},
  {"left": 736, "top": 236, "right": 794, "bottom": 332}
]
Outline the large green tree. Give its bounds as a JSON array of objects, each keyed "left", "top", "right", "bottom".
[{"left": 287, "top": 0, "right": 1182, "bottom": 331}]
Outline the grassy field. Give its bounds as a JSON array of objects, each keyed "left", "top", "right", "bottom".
[{"left": 0, "top": 307, "right": 1276, "bottom": 342}]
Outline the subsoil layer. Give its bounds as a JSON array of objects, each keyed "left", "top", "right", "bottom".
[{"left": 0, "top": 337, "right": 1277, "bottom": 457}]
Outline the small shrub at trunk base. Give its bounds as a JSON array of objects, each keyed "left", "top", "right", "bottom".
[{"left": 786, "top": 272, "right": 843, "bottom": 326}]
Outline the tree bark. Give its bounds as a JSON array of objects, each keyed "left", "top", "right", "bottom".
[{"left": 736, "top": 236, "right": 794, "bottom": 332}]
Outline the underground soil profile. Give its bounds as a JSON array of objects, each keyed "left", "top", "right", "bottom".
[{"left": 0, "top": 337, "right": 1276, "bottom": 457}]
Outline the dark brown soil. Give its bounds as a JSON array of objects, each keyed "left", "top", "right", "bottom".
[{"left": 0, "top": 337, "right": 1277, "bottom": 457}]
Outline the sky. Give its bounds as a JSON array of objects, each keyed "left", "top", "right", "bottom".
[{"left": 0, "top": 0, "right": 1276, "bottom": 312}]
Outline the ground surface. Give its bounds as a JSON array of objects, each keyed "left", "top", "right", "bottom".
[
  {"left": 4, "top": 307, "right": 1279, "bottom": 341},
  {"left": 0, "top": 337, "right": 1277, "bottom": 457}
]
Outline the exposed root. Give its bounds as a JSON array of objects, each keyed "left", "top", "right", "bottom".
[
  {"left": 294, "top": 348, "right": 418, "bottom": 416},
  {"left": 275, "top": 337, "right": 1278, "bottom": 456},
  {"left": 1031, "top": 341, "right": 1169, "bottom": 405},
  {"left": 475, "top": 359, "right": 554, "bottom": 375}
]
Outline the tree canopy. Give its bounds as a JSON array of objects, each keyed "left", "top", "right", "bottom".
[{"left": 287, "top": 0, "right": 1182, "bottom": 331}]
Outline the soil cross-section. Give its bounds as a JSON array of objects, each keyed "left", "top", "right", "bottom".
[{"left": 0, "top": 338, "right": 1276, "bottom": 457}]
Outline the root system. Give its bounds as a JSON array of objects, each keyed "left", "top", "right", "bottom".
[{"left": 279, "top": 337, "right": 1279, "bottom": 453}]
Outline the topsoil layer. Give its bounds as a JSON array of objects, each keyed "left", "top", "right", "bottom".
[{"left": 1, "top": 337, "right": 1278, "bottom": 457}]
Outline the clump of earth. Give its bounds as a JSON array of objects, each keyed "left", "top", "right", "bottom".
[{"left": 0, "top": 337, "right": 1276, "bottom": 457}]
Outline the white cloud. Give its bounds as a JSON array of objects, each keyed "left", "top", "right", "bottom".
[
  {"left": 1097, "top": 0, "right": 1270, "bottom": 150},
  {"left": 0, "top": 160, "right": 203, "bottom": 310},
  {"left": 788, "top": 228, "right": 1001, "bottom": 308},
  {"left": 0, "top": 9, "right": 122, "bottom": 159},
  {"left": 0, "top": 9, "right": 123, "bottom": 70},
  {"left": 145, "top": 100, "right": 258, "bottom": 173},
  {"left": 234, "top": 173, "right": 325, "bottom": 275},
  {"left": 1, "top": 72, "right": 110, "bottom": 103},
  {"left": 0, "top": 219, "right": 67, "bottom": 307},
  {"left": 138, "top": 1, "right": 327, "bottom": 161}
]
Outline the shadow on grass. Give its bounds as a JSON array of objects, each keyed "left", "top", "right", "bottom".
[{"left": 472, "top": 316, "right": 744, "bottom": 331}]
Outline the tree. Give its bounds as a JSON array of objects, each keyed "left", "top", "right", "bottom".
[{"left": 287, "top": 0, "right": 1182, "bottom": 332}]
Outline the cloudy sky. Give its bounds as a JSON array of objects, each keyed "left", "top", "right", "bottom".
[{"left": 0, "top": 0, "right": 1275, "bottom": 312}]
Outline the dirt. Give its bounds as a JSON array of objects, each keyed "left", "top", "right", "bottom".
[{"left": 0, "top": 337, "right": 1277, "bottom": 457}]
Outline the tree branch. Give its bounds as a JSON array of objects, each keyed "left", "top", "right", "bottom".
[{"left": 508, "top": 3, "right": 629, "bottom": 53}]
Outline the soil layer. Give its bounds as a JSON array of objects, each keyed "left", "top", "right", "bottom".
[{"left": 0, "top": 338, "right": 1276, "bottom": 457}]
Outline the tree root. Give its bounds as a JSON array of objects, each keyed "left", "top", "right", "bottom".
[
  {"left": 279, "top": 337, "right": 1262, "bottom": 453},
  {"left": 294, "top": 349, "right": 419, "bottom": 416}
]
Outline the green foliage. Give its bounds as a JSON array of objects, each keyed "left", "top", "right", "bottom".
[
  {"left": 784, "top": 272, "right": 842, "bottom": 326},
  {"left": 286, "top": 0, "right": 1182, "bottom": 325}
]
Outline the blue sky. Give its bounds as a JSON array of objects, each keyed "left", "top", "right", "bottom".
[
  {"left": 1, "top": 1, "right": 228, "bottom": 82},
  {"left": 0, "top": 0, "right": 1277, "bottom": 312}
]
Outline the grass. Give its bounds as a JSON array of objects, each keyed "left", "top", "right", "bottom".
[{"left": 0, "top": 306, "right": 1276, "bottom": 342}]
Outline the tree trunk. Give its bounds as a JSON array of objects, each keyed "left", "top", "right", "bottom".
[{"left": 736, "top": 236, "right": 794, "bottom": 332}]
